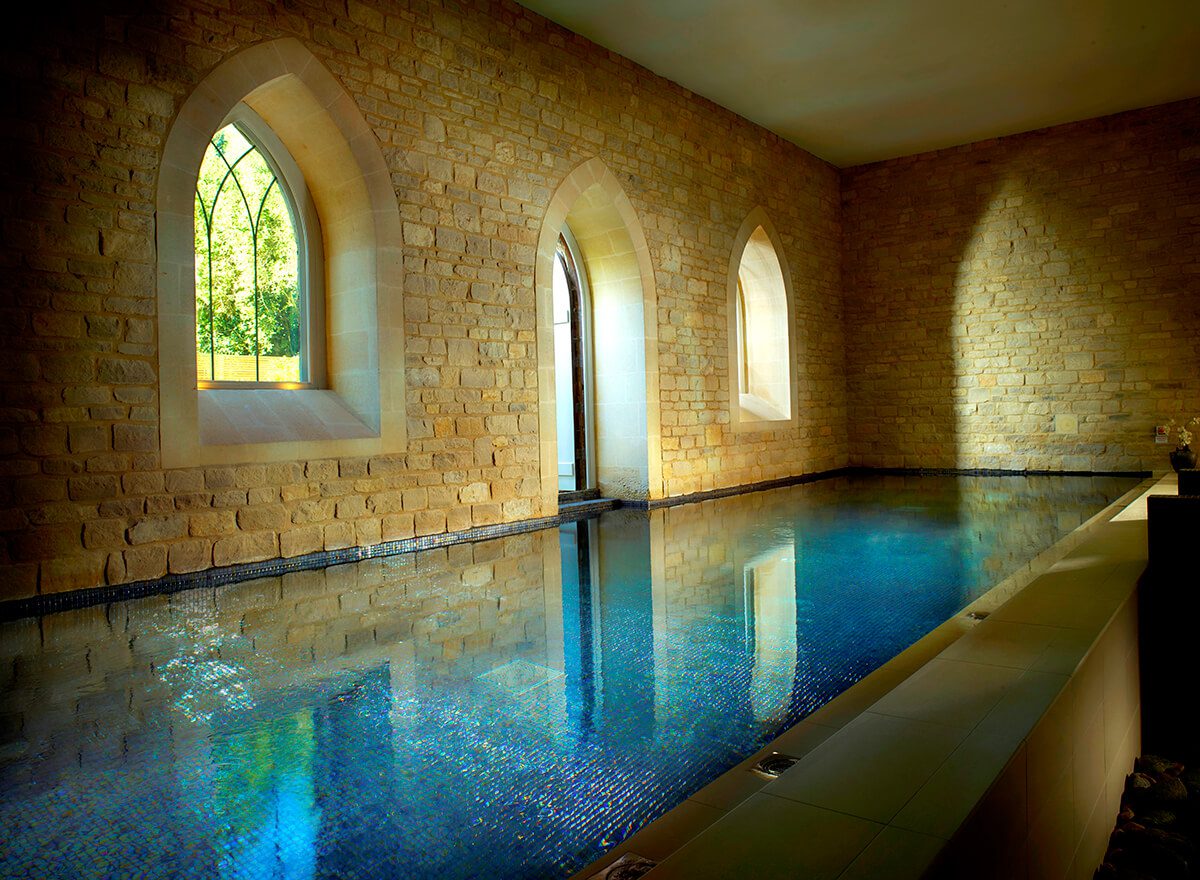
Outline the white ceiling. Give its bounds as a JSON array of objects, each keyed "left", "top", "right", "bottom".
[{"left": 515, "top": 0, "right": 1200, "bottom": 167}]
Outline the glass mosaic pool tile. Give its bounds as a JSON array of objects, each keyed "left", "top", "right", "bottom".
[{"left": 0, "top": 474, "right": 1138, "bottom": 879}]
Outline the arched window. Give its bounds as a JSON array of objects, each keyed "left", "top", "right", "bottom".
[
  {"left": 157, "top": 38, "right": 406, "bottom": 470},
  {"left": 194, "top": 106, "right": 324, "bottom": 387},
  {"left": 729, "top": 214, "right": 796, "bottom": 429}
]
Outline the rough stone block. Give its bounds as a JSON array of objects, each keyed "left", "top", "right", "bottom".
[
  {"left": 83, "top": 519, "right": 127, "bottom": 550},
  {"left": 163, "top": 465, "right": 205, "bottom": 494},
  {"left": 40, "top": 554, "right": 105, "bottom": 593},
  {"left": 471, "top": 503, "right": 502, "bottom": 526},
  {"left": 127, "top": 515, "right": 187, "bottom": 545},
  {"left": 168, "top": 539, "right": 211, "bottom": 573},
  {"left": 13, "top": 477, "right": 66, "bottom": 504},
  {"left": 459, "top": 482, "right": 490, "bottom": 504},
  {"left": 280, "top": 526, "right": 323, "bottom": 558},
  {"left": 236, "top": 504, "right": 289, "bottom": 532},
  {"left": 414, "top": 510, "right": 446, "bottom": 536},
  {"left": 124, "top": 545, "right": 168, "bottom": 581},
  {"left": 355, "top": 518, "right": 381, "bottom": 546},
  {"left": 292, "top": 499, "right": 334, "bottom": 524},
  {"left": 212, "top": 531, "right": 276, "bottom": 567},
  {"left": 381, "top": 513, "right": 415, "bottom": 540},
  {"left": 403, "top": 488, "right": 428, "bottom": 511},
  {"left": 368, "top": 490, "right": 404, "bottom": 515},
  {"left": 68, "top": 475, "right": 120, "bottom": 502},
  {"left": 97, "top": 357, "right": 155, "bottom": 385},
  {"left": 446, "top": 506, "right": 472, "bottom": 533},
  {"left": 22, "top": 425, "right": 68, "bottom": 457},
  {"left": 112, "top": 424, "right": 157, "bottom": 453},
  {"left": 189, "top": 510, "right": 237, "bottom": 536},
  {"left": 335, "top": 497, "right": 367, "bottom": 520},
  {"left": 68, "top": 425, "right": 109, "bottom": 454},
  {"left": 323, "top": 522, "right": 355, "bottom": 551}
]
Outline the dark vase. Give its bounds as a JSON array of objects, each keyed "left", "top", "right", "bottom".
[{"left": 1170, "top": 447, "right": 1197, "bottom": 473}]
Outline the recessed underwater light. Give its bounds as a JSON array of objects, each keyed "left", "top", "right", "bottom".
[{"left": 751, "top": 751, "right": 800, "bottom": 779}]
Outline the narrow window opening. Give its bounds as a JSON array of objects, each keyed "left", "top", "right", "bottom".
[
  {"left": 732, "top": 223, "right": 793, "bottom": 425},
  {"left": 553, "top": 227, "right": 594, "bottom": 495},
  {"left": 736, "top": 277, "right": 749, "bottom": 395}
]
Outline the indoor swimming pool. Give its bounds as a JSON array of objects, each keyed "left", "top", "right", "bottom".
[{"left": 0, "top": 473, "right": 1139, "bottom": 879}]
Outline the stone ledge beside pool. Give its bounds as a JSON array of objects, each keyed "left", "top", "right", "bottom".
[{"left": 576, "top": 475, "right": 1164, "bottom": 880}]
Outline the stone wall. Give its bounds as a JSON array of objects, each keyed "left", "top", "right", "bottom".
[
  {"left": 2, "top": 0, "right": 1194, "bottom": 604},
  {"left": 0, "top": 0, "right": 843, "bottom": 601},
  {"left": 843, "top": 100, "right": 1200, "bottom": 471}
]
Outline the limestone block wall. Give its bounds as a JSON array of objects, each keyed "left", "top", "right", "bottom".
[
  {"left": 0, "top": 0, "right": 844, "bottom": 601},
  {"left": 843, "top": 100, "right": 1200, "bottom": 472}
]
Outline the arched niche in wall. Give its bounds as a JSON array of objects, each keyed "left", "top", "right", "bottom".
[
  {"left": 156, "top": 37, "right": 405, "bottom": 468},
  {"left": 535, "top": 158, "right": 663, "bottom": 509},
  {"left": 727, "top": 207, "right": 800, "bottom": 433}
]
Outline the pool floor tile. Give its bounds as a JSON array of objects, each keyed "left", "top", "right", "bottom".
[
  {"left": 571, "top": 799, "right": 726, "bottom": 877},
  {"left": 867, "top": 657, "right": 1024, "bottom": 731},
  {"left": 766, "top": 719, "right": 838, "bottom": 759},
  {"left": 974, "top": 668, "right": 1069, "bottom": 744},
  {"left": 836, "top": 826, "right": 945, "bottom": 880},
  {"left": 938, "top": 619, "right": 1066, "bottom": 670},
  {"left": 1030, "top": 627, "right": 1094, "bottom": 675},
  {"left": 764, "top": 711, "right": 968, "bottom": 824},
  {"left": 688, "top": 750, "right": 774, "bottom": 811},
  {"left": 648, "top": 793, "right": 882, "bottom": 880},
  {"left": 879, "top": 617, "right": 972, "bottom": 673},
  {"left": 803, "top": 663, "right": 916, "bottom": 729},
  {"left": 892, "top": 728, "right": 1028, "bottom": 840}
]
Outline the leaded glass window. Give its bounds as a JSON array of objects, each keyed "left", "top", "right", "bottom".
[{"left": 195, "top": 121, "right": 304, "bottom": 384}]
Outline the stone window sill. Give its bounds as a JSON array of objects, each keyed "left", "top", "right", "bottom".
[{"left": 199, "top": 388, "right": 376, "bottom": 446}]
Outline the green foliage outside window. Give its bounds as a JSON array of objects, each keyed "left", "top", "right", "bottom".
[{"left": 195, "top": 123, "right": 302, "bottom": 383}]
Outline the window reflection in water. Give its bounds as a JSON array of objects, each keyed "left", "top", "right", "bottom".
[
  {"left": 0, "top": 475, "right": 1139, "bottom": 880},
  {"left": 740, "top": 543, "right": 798, "bottom": 726}
]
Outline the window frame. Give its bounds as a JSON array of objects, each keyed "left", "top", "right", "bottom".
[
  {"left": 195, "top": 103, "right": 326, "bottom": 392},
  {"left": 735, "top": 275, "right": 749, "bottom": 395},
  {"left": 726, "top": 209, "right": 800, "bottom": 433}
]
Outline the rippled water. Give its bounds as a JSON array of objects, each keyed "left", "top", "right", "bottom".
[{"left": 0, "top": 474, "right": 1137, "bottom": 879}]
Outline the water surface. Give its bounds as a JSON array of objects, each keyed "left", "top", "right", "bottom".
[{"left": 0, "top": 474, "right": 1138, "bottom": 879}]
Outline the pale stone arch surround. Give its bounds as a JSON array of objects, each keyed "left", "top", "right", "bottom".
[
  {"left": 157, "top": 38, "right": 405, "bottom": 468},
  {"left": 727, "top": 207, "right": 800, "bottom": 433},
  {"left": 536, "top": 158, "right": 663, "bottom": 510}
]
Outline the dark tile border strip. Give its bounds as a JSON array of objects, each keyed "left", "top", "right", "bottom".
[
  {"left": 625, "top": 467, "right": 854, "bottom": 509},
  {"left": 857, "top": 467, "right": 1151, "bottom": 478},
  {"left": 559, "top": 487, "right": 601, "bottom": 504},
  {"left": 0, "top": 466, "right": 1149, "bottom": 622},
  {"left": 622, "top": 466, "right": 1149, "bottom": 510}
]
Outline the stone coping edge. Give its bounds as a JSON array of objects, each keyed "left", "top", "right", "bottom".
[{"left": 569, "top": 473, "right": 1157, "bottom": 880}]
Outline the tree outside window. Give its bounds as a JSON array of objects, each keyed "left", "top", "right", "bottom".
[{"left": 195, "top": 122, "right": 303, "bottom": 384}]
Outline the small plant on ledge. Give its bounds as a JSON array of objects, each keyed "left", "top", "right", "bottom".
[{"left": 1165, "top": 417, "right": 1199, "bottom": 473}]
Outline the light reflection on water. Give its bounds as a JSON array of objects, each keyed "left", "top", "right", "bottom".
[{"left": 0, "top": 474, "right": 1137, "bottom": 879}]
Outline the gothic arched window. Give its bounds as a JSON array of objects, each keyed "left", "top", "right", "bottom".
[{"left": 194, "top": 107, "right": 323, "bottom": 386}]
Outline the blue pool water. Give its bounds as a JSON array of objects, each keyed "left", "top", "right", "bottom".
[{"left": 0, "top": 474, "right": 1137, "bottom": 879}]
